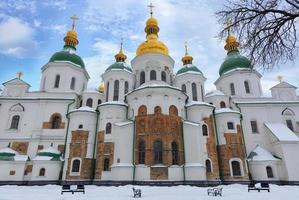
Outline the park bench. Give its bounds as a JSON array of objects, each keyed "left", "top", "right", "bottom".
[
  {"left": 259, "top": 183, "right": 270, "bottom": 192},
  {"left": 61, "top": 185, "right": 73, "bottom": 194},
  {"left": 248, "top": 182, "right": 270, "bottom": 192},
  {"left": 132, "top": 187, "right": 142, "bottom": 198},
  {"left": 207, "top": 187, "right": 222, "bottom": 196},
  {"left": 61, "top": 184, "right": 85, "bottom": 195},
  {"left": 73, "top": 185, "right": 85, "bottom": 194}
]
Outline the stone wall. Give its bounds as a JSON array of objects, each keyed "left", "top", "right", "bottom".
[
  {"left": 12, "top": 142, "right": 29, "bottom": 155},
  {"left": 204, "top": 116, "right": 220, "bottom": 180},
  {"left": 135, "top": 111, "right": 184, "bottom": 180},
  {"left": 217, "top": 125, "right": 249, "bottom": 181},
  {"left": 66, "top": 130, "right": 92, "bottom": 180},
  {"left": 94, "top": 131, "right": 114, "bottom": 179}
]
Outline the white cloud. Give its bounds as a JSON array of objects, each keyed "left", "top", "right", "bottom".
[
  {"left": 0, "top": 17, "right": 37, "bottom": 58},
  {"left": 82, "top": 0, "right": 298, "bottom": 93},
  {"left": 42, "top": 0, "right": 68, "bottom": 10},
  {"left": 43, "top": 24, "right": 68, "bottom": 35}
]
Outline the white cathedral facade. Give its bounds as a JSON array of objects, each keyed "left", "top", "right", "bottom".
[{"left": 1, "top": 11, "right": 299, "bottom": 184}]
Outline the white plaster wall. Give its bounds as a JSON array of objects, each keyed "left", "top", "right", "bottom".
[
  {"left": 271, "top": 88, "right": 297, "bottom": 101},
  {"left": 168, "top": 166, "right": 184, "bottom": 181},
  {"left": 215, "top": 69, "right": 262, "bottom": 98},
  {"left": 131, "top": 53, "right": 175, "bottom": 87},
  {"left": 31, "top": 161, "right": 61, "bottom": 181},
  {"left": 205, "top": 95, "right": 230, "bottom": 109},
  {"left": 174, "top": 72, "right": 206, "bottom": 102},
  {"left": 249, "top": 161, "right": 280, "bottom": 181},
  {"left": 102, "top": 70, "right": 135, "bottom": 102},
  {"left": 135, "top": 165, "right": 150, "bottom": 181},
  {"left": 186, "top": 104, "right": 214, "bottom": 122},
  {"left": 41, "top": 62, "right": 89, "bottom": 94},
  {"left": 215, "top": 112, "right": 241, "bottom": 145},
  {"left": 0, "top": 161, "right": 26, "bottom": 181}
]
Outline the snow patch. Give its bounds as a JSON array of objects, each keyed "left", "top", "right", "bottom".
[{"left": 264, "top": 123, "right": 299, "bottom": 142}]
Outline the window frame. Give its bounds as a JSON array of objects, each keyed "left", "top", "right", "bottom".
[
  {"left": 10, "top": 115, "right": 20, "bottom": 130},
  {"left": 54, "top": 75, "right": 60, "bottom": 88},
  {"left": 71, "top": 158, "right": 81, "bottom": 175},
  {"left": 227, "top": 122, "right": 235, "bottom": 130}
]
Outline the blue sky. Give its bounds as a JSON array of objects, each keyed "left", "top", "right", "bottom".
[{"left": 0, "top": 0, "right": 298, "bottom": 94}]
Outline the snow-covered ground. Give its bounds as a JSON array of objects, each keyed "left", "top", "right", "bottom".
[{"left": 0, "top": 184, "right": 299, "bottom": 200}]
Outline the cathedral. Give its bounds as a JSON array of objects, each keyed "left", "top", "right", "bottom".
[{"left": 1, "top": 7, "right": 299, "bottom": 184}]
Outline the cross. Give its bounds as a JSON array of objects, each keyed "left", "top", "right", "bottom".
[
  {"left": 277, "top": 75, "right": 283, "bottom": 83},
  {"left": 224, "top": 19, "right": 233, "bottom": 35},
  {"left": 70, "top": 15, "right": 79, "bottom": 30},
  {"left": 185, "top": 41, "right": 188, "bottom": 55},
  {"left": 120, "top": 37, "right": 123, "bottom": 51},
  {"left": 16, "top": 72, "right": 23, "bottom": 79},
  {"left": 148, "top": 2, "right": 155, "bottom": 17}
]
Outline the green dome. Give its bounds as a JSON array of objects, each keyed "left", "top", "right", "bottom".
[
  {"left": 106, "top": 62, "right": 132, "bottom": 72},
  {"left": 219, "top": 50, "right": 251, "bottom": 76},
  {"left": 177, "top": 64, "right": 202, "bottom": 75},
  {"left": 49, "top": 49, "right": 85, "bottom": 69}
]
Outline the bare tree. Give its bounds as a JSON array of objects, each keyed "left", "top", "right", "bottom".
[{"left": 216, "top": 0, "right": 299, "bottom": 70}]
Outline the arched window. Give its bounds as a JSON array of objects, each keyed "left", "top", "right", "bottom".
[
  {"left": 54, "top": 75, "right": 60, "bottom": 88},
  {"left": 72, "top": 159, "right": 81, "bottom": 173},
  {"left": 171, "top": 142, "right": 179, "bottom": 165},
  {"left": 70, "top": 77, "right": 76, "bottom": 90},
  {"left": 286, "top": 119, "right": 294, "bottom": 131},
  {"left": 227, "top": 122, "right": 234, "bottom": 130},
  {"left": 86, "top": 98, "right": 93, "bottom": 107},
  {"left": 140, "top": 71, "right": 145, "bottom": 85},
  {"left": 150, "top": 70, "right": 156, "bottom": 80},
  {"left": 206, "top": 159, "right": 212, "bottom": 173},
  {"left": 113, "top": 80, "right": 119, "bottom": 101},
  {"left": 39, "top": 168, "right": 45, "bottom": 176},
  {"left": 266, "top": 166, "right": 274, "bottom": 178},
  {"left": 124, "top": 81, "right": 129, "bottom": 94},
  {"left": 220, "top": 101, "right": 226, "bottom": 108},
  {"left": 181, "top": 84, "right": 186, "bottom": 93},
  {"left": 138, "top": 141, "right": 146, "bottom": 164},
  {"left": 105, "top": 122, "right": 112, "bottom": 134},
  {"left": 230, "top": 83, "right": 236, "bottom": 95},
  {"left": 51, "top": 114, "right": 61, "bottom": 129},
  {"left": 231, "top": 161, "right": 241, "bottom": 176},
  {"left": 98, "top": 99, "right": 102, "bottom": 105},
  {"left": 103, "top": 158, "right": 110, "bottom": 171},
  {"left": 106, "top": 82, "right": 110, "bottom": 101},
  {"left": 138, "top": 105, "right": 147, "bottom": 115},
  {"left": 154, "top": 140, "right": 163, "bottom": 164},
  {"left": 161, "top": 71, "right": 166, "bottom": 82},
  {"left": 154, "top": 106, "right": 162, "bottom": 114},
  {"left": 78, "top": 124, "right": 83, "bottom": 129},
  {"left": 79, "top": 100, "right": 82, "bottom": 107},
  {"left": 202, "top": 124, "right": 208, "bottom": 136},
  {"left": 10, "top": 115, "right": 20, "bottom": 129},
  {"left": 192, "top": 83, "right": 198, "bottom": 101},
  {"left": 244, "top": 81, "right": 250, "bottom": 94},
  {"left": 169, "top": 105, "right": 178, "bottom": 116}
]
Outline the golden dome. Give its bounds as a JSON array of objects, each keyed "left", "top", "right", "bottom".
[
  {"left": 181, "top": 42, "right": 193, "bottom": 65},
  {"left": 115, "top": 39, "right": 127, "bottom": 62},
  {"left": 98, "top": 82, "right": 104, "bottom": 93},
  {"left": 224, "top": 33, "right": 239, "bottom": 52},
  {"left": 64, "top": 15, "right": 79, "bottom": 49},
  {"left": 146, "top": 17, "right": 158, "bottom": 26},
  {"left": 136, "top": 6, "right": 169, "bottom": 56}
]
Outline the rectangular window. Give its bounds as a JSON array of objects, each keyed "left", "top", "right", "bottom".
[
  {"left": 227, "top": 122, "right": 234, "bottom": 130},
  {"left": 37, "top": 145, "right": 44, "bottom": 150},
  {"left": 286, "top": 120, "right": 294, "bottom": 131},
  {"left": 250, "top": 121, "right": 259, "bottom": 133},
  {"left": 9, "top": 171, "right": 16, "bottom": 175}
]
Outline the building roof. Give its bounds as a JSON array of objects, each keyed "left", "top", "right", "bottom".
[
  {"left": 0, "top": 147, "right": 28, "bottom": 161},
  {"left": 2, "top": 78, "right": 31, "bottom": 87},
  {"left": 271, "top": 81, "right": 297, "bottom": 90},
  {"left": 105, "top": 62, "right": 132, "bottom": 72},
  {"left": 35, "top": 147, "right": 62, "bottom": 161},
  {"left": 49, "top": 48, "right": 85, "bottom": 69},
  {"left": 176, "top": 64, "right": 203, "bottom": 75},
  {"left": 215, "top": 108, "right": 240, "bottom": 115},
  {"left": 205, "top": 90, "right": 225, "bottom": 98},
  {"left": 264, "top": 123, "right": 299, "bottom": 142},
  {"left": 219, "top": 50, "right": 252, "bottom": 76},
  {"left": 247, "top": 145, "right": 280, "bottom": 161}
]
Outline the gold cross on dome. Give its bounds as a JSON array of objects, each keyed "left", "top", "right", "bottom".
[
  {"left": 185, "top": 41, "right": 188, "bottom": 55},
  {"left": 70, "top": 15, "right": 79, "bottom": 30},
  {"left": 16, "top": 72, "right": 23, "bottom": 79},
  {"left": 120, "top": 37, "right": 123, "bottom": 50},
  {"left": 224, "top": 19, "right": 233, "bottom": 34},
  {"left": 148, "top": 2, "right": 155, "bottom": 17}
]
